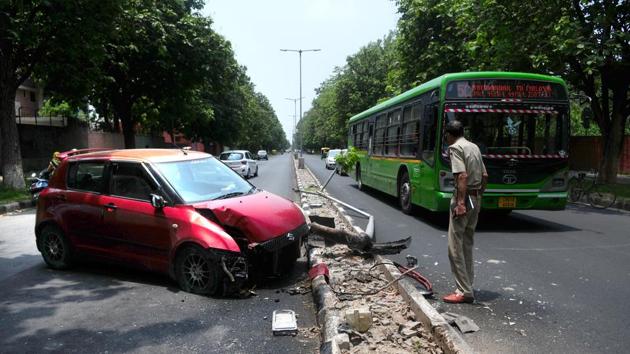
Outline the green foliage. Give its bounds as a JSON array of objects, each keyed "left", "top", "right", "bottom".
[
  {"left": 301, "top": 0, "right": 628, "bottom": 181},
  {"left": 299, "top": 34, "right": 396, "bottom": 149},
  {"left": 334, "top": 147, "right": 360, "bottom": 173}
]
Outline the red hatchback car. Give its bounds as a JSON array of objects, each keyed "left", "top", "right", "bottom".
[{"left": 35, "top": 149, "right": 307, "bottom": 295}]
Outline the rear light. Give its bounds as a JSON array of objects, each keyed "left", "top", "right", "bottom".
[{"left": 241, "top": 161, "right": 247, "bottom": 165}]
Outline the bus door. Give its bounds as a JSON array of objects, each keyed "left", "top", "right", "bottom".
[{"left": 418, "top": 103, "right": 438, "bottom": 206}]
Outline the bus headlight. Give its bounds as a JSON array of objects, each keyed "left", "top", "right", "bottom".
[{"left": 439, "top": 170, "right": 455, "bottom": 192}]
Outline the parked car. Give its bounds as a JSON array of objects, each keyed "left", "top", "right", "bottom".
[
  {"left": 219, "top": 150, "right": 258, "bottom": 178},
  {"left": 257, "top": 150, "right": 268, "bottom": 160},
  {"left": 35, "top": 149, "right": 307, "bottom": 296},
  {"left": 325, "top": 149, "right": 341, "bottom": 170}
]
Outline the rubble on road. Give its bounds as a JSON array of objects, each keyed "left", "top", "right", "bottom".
[
  {"left": 295, "top": 158, "right": 443, "bottom": 353},
  {"left": 321, "top": 245, "right": 443, "bottom": 354}
]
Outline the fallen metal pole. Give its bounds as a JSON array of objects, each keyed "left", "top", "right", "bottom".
[
  {"left": 295, "top": 188, "right": 375, "bottom": 240},
  {"left": 320, "top": 168, "right": 337, "bottom": 191}
]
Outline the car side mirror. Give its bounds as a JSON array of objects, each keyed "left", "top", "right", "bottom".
[
  {"left": 151, "top": 194, "right": 166, "bottom": 209},
  {"left": 581, "top": 106, "right": 593, "bottom": 129}
]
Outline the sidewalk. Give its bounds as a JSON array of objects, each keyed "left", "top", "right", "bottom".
[{"left": 0, "top": 199, "right": 35, "bottom": 215}]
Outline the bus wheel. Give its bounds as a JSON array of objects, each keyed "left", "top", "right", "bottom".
[
  {"left": 399, "top": 171, "right": 413, "bottom": 214},
  {"left": 356, "top": 164, "right": 364, "bottom": 190}
]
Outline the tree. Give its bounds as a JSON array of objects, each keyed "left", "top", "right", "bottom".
[
  {"left": 0, "top": 0, "right": 120, "bottom": 188},
  {"left": 466, "top": 0, "right": 629, "bottom": 182},
  {"left": 299, "top": 36, "right": 396, "bottom": 150},
  {"left": 89, "top": 0, "right": 228, "bottom": 148}
]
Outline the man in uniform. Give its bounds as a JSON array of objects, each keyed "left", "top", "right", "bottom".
[{"left": 443, "top": 120, "right": 488, "bottom": 304}]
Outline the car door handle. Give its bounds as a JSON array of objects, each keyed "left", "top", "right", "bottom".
[{"left": 104, "top": 203, "right": 117, "bottom": 210}]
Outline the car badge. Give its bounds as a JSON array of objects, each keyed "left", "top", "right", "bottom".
[
  {"left": 286, "top": 232, "right": 295, "bottom": 241},
  {"left": 502, "top": 174, "right": 517, "bottom": 184}
]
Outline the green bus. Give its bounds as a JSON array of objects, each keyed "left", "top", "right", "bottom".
[{"left": 348, "top": 72, "right": 570, "bottom": 213}]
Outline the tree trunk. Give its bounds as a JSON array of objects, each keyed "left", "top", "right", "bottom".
[
  {"left": 121, "top": 116, "right": 135, "bottom": 149},
  {"left": 113, "top": 100, "right": 135, "bottom": 149},
  {"left": 0, "top": 80, "right": 26, "bottom": 188},
  {"left": 599, "top": 70, "right": 629, "bottom": 184}
]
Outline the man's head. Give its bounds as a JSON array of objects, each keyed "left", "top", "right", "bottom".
[{"left": 445, "top": 120, "right": 464, "bottom": 145}]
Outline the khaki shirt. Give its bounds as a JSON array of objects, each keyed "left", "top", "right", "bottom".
[{"left": 448, "top": 137, "right": 487, "bottom": 189}]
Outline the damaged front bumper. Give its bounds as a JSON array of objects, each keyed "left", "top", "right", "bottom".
[{"left": 250, "top": 223, "right": 309, "bottom": 275}]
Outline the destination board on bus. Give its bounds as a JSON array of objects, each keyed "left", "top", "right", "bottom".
[{"left": 446, "top": 80, "right": 568, "bottom": 100}]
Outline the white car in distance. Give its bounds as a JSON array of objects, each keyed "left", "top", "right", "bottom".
[
  {"left": 219, "top": 150, "right": 258, "bottom": 178},
  {"left": 325, "top": 149, "right": 341, "bottom": 170},
  {"left": 257, "top": 150, "right": 268, "bottom": 160}
]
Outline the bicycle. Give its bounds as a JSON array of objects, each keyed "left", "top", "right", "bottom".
[{"left": 567, "top": 170, "right": 617, "bottom": 209}]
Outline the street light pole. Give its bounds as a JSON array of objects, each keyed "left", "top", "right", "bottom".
[
  {"left": 285, "top": 97, "right": 303, "bottom": 150},
  {"left": 280, "top": 48, "right": 321, "bottom": 155}
]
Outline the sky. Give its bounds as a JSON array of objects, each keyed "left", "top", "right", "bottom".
[{"left": 202, "top": 0, "right": 400, "bottom": 144}]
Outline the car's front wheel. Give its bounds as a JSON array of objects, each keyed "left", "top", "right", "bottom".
[
  {"left": 40, "top": 225, "right": 73, "bottom": 269},
  {"left": 254, "top": 166, "right": 259, "bottom": 177},
  {"left": 175, "top": 245, "right": 222, "bottom": 295}
]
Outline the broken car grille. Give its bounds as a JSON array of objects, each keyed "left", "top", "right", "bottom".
[{"left": 258, "top": 223, "right": 309, "bottom": 252}]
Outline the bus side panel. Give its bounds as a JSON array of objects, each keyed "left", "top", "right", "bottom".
[{"left": 371, "top": 158, "right": 403, "bottom": 196}]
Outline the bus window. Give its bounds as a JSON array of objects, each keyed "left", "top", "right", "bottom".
[
  {"left": 386, "top": 109, "right": 401, "bottom": 156},
  {"left": 443, "top": 109, "right": 568, "bottom": 156},
  {"left": 401, "top": 104, "right": 420, "bottom": 157},
  {"left": 374, "top": 114, "right": 387, "bottom": 155},
  {"left": 421, "top": 104, "right": 437, "bottom": 165}
]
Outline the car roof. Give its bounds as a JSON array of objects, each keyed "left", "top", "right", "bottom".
[{"left": 67, "top": 148, "right": 212, "bottom": 163}]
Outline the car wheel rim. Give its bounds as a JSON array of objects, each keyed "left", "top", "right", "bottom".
[
  {"left": 401, "top": 181, "right": 410, "bottom": 207},
  {"left": 183, "top": 254, "right": 210, "bottom": 289},
  {"left": 44, "top": 233, "right": 64, "bottom": 262}
]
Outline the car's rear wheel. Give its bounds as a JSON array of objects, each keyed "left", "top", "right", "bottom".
[
  {"left": 175, "top": 245, "right": 222, "bottom": 295},
  {"left": 40, "top": 225, "right": 73, "bottom": 269}
]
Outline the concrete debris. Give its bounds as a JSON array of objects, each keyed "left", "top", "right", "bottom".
[
  {"left": 335, "top": 333, "right": 351, "bottom": 350},
  {"left": 441, "top": 312, "right": 480, "bottom": 333},
  {"left": 316, "top": 245, "right": 442, "bottom": 353},
  {"left": 344, "top": 307, "right": 372, "bottom": 332},
  {"left": 296, "top": 161, "right": 442, "bottom": 353}
]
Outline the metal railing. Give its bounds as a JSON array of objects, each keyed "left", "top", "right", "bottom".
[{"left": 16, "top": 107, "right": 67, "bottom": 127}]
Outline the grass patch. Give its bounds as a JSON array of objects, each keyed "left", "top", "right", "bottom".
[
  {"left": 607, "top": 183, "right": 630, "bottom": 199},
  {"left": 0, "top": 185, "right": 30, "bottom": 204}
]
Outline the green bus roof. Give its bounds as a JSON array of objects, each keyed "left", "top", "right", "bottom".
[{"left": 348, "top": 71, "right": 567, "bottom": 123}]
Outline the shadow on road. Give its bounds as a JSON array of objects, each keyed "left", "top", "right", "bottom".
[
  {"left": 349, "top": 184, "right": 581, "bottom": 233},
  {"left": 0, "top": 256, "right": 315, "bottom": 353}
]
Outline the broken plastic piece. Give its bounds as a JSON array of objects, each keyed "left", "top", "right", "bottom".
[{"left": 272, "top": 310, "right": 298, "bottom": 336}]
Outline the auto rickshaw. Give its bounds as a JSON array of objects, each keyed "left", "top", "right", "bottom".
[{"left": 320, "top": 147, "right": 330, "bottom": 159}]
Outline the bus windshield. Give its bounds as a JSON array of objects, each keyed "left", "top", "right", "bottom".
[{"left": 443, "top": 109, "right": 569, "bottom": 157}]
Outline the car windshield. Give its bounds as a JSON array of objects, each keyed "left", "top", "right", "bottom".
[
  {"left": 328, "top": 149, "right": 341, "bottom": 158},
  {"left": 257, "top": 150, "right": 266, "bottom": 154},
  {"left": 155, "top": 157, "right": 253, "bottom": 203},
  {"left": 443, "top": 109, "right": 569, "bottom": 156},
  {"left": 219, "top": 152, "right": 243, "bottom": 161}
]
